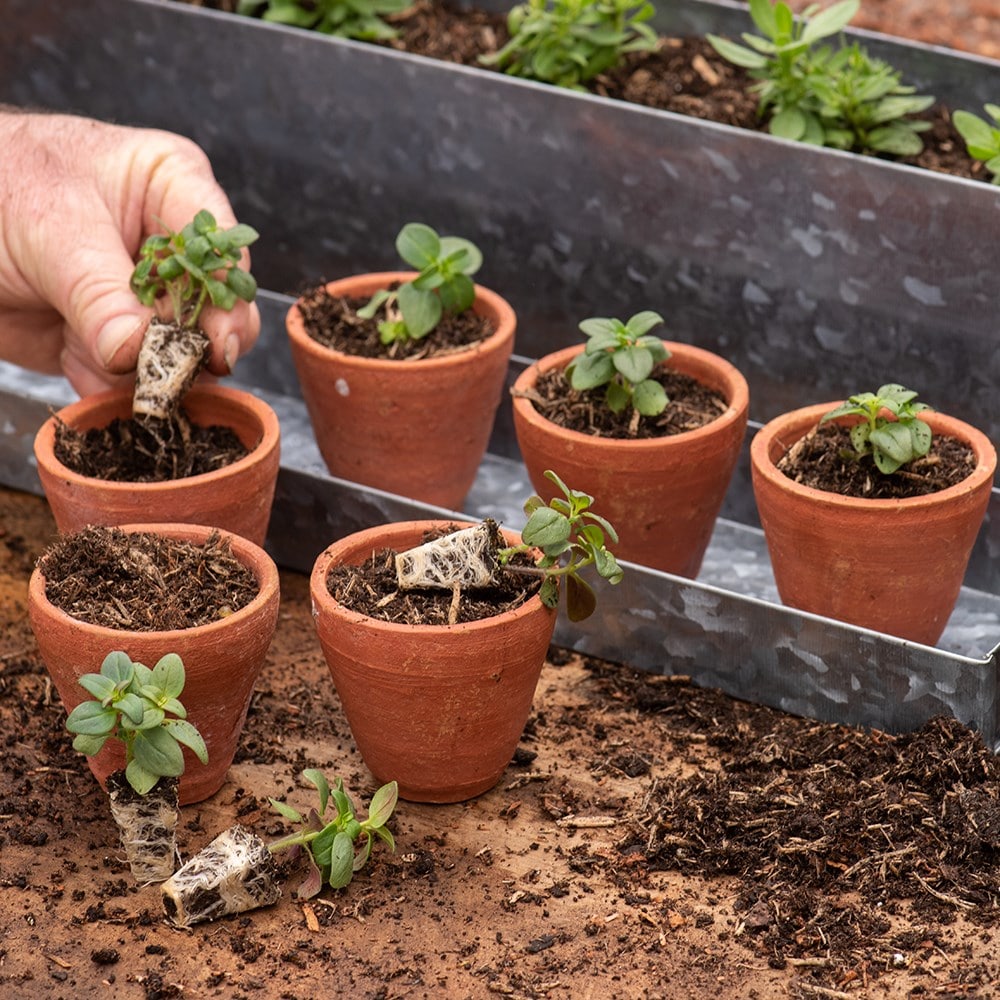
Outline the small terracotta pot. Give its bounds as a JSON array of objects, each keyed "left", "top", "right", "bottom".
[
  {"left": 511, "top": 342, "right": 749, "bottom": 578},
  {"left": 750, "top": 403, "right": 997, "bottom": 645},
  {"left": 33, "top": 385, "right": 281, "bottom": 546},
  {"left": 28, "top": 523, "right": 281, "bottom": 805},
  {"left": 286, "top": 272, "right": 516, "bottom": 511},
  {"left": 309, "top": 521, "right": 557, "bottom": 803}
]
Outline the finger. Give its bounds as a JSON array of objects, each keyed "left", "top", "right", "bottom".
[{"left": 200, "top": 299, "right": 262, "bottom": 375}]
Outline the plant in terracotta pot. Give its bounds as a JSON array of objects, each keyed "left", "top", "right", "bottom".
[
  {"left": 33, "top": 210, "right": 280, "bottom": 545},
  {"left": 161, "top": 768, "right": 398, "bottom": 927},
  {"left": 511, "top": 310, "right": 749, "bottom": 577},
  {"left": 28, "top": 522, "right": 281, "bottom": 804},
  {"left": 308, "top": 471, "right": 622, "bottom": 803},
  {"left": 750, "top": 384, "right": 997, "bottom": 645},
  {"left": 285, "top": 221, "right": 516, "bottom": 511},
  {"left": 64, "top": 650, "right": 208, "bottom": 885}
]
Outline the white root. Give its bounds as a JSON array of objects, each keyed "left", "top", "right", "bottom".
[
  {"left": 106, "top": 772, "right": 179, "bottom": 886},
  {"left": 395, "top": 520, "right": 503, "bottom": 590},
  {"left": 132, "top": 320, "right": 211, "bottom": 420},
  {"left": 161, "top": 825, "right": 283, "bottom": 928}
]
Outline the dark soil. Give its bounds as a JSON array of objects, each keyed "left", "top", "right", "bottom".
[
  {"left": 522, "top": 365, "right": 729, "bottom": 439},
  {"left": 296, "top": 286, "right": 495, "bottom": 360},
  {"left": 325, "top": 523, "right": 540, "bottom": 624},
  {"left": 54, "top": 413, "right": 249, "bottom": 482},
  {"left": 777, "top": 422, "right": 977, "bottom": 499},
  {"left": 5, "top": 487, "right": 1000, "bottom": 997},
  {"left": 36, "top": 525, "right": 259, "bottom": 630},
  {"left": 179, "top": 1, "right": 991, "bottom": 184}
]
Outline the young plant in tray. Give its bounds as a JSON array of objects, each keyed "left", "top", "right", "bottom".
[
  {"left": 356, "top": 222, "right": 483, "bottom": 346},
  {"left": 565, "top": 310, "right": 669, "bottom": 421},
  {"left": 396, "top": 470, "right": 624, "bottom": 622},
  {"left": 235, "top": 0, "right": 408, "bottom": 41},
  {"left": 480, "top": 0, "right": 657, "bottom": 90},
  {"left": 161, "top": 769, "right": 398, "bottom": 927},
  {"left": 65, "top": 651, "right": 208, "bottom": 885},
  {"left": 708, "top": 0, "right": 933, "bottom": 154},
  {"left": 953, "top": 104, "right": 1000, "bottom": 184},
  {"left": 129, "top": 209, "right": 259, "bottom": 418},
  {"left": 820, "top": 383, "right": 932, "bottom": 474}
]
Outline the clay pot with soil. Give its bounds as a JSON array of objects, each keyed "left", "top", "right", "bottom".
[
  {"left": 511, "top": 312, "right": 749, "bottom": 577},
  {"left": 34, "top": 210, "right": 280, "bottom": 545},
  {"left": 285, "top": 223, "right": 515, "bottom": 511},
  {"left": 750, "top": 385, "right": 996, "bottom": 645},
  {"left": 309, "top": 474, "right": 622, "bottom": 802},
  {"left": 63, "top": 650, "right": 208, "bottom": 885},
  {"left": 28, "top": 522, "right": 281, "bottom": 804}
]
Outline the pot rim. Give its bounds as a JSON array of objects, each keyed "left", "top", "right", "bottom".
[
  {"left": 310, "top": 519, "right": 553, "bottom": 633},
  {"left": 285, "top": 271, "right": 516, "bottom": 372},
  {"left": 751, "top": 401, "right": 998, "bottom": 509},
  {"left": 511, "top": 341, "right": 749, "bottom": 451},
  {"left": 29, "top": 522, "right": 280, "bottom": 641},
  {"left": 33, "top": 383, "right": 280, "bottom": 494}
]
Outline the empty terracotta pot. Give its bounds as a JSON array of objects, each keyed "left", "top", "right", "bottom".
[
  {"left": 512, "top": 342, "right": 749, "bottom": 578},
  {"left": 750, "top": 403, "right": 996, "bottom": 645},
  {"left": 286, "top": 272, "right": 516, "bottom": 511},
  {"left": 28, "top": 523, "right": 281, "bottom": 804},
  {"left": 33, "top": 384, "right": 280, "bottom": 546},
  {"left": 310, "top": 521, "right": 556, "bottom": 803}
]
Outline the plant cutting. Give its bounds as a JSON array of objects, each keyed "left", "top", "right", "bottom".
[
  {"left": 34, "top": 209, "right": 279, "bottom": 544},
  {"left": 161, "top": 770, "right": 398, "bottom": 927},
  {"left": 512, "top": 312, "right": 749, "bottom": 578},
  {"left": 479, "top": 0, "right": 657, "bottom": 90},
  {"left": 28, "top": 522, "right": 281, "bottom": 804},
  {"left": 750, "top": 384, "right": 997, "bottom": 645},
  {"left": 308, "top": 475, "right": 621, "bottom": 802},
  {"left": 707, "top": 0, "right": 933, "bottom": 153},
  {"left": 65, "top": 651, "right": 207, "bottom": 885},
  {"left": 285, "top": 222, "right": 516, "bottom": 510}
]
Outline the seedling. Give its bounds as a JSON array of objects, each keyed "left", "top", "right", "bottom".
[
  {"left": 161, "top": 770, "right": 398, "bottom": 927},
  {"left": 565, "top": 310, "right": 669, "bottom": 418},
  {"left": 65, "top": 651, "right": 208, "bottom": 884},
  {"left": 235, "top": 0, "right": 408, "bottom": 40},
  {"left": 357, "top": 222, "right": 483, "bottom": 345},
  {"left": 821, "top": 383, "right": 932, "bottom": 474},
  {"left": 953, "top": 104, "right": 1000, "bottom": 184},
  {"left": 129, "top": 209, "right": 259, "bottom": 419},
  {"left": 480, "top": 0, "right": 657, "bottom": 90}
]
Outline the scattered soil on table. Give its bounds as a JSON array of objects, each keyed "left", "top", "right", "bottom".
[
  {"left": 36, "top": 525, "right": 259, "bottom": 630},
  {"left": 776, "top": 423, "right": 977, "bottom": 499},
  {"left": 296, "top": 286, "right": 496, "bottom": 360},
  {"left": 522, "top": 366, "right": 729, "bottom": 439},
  {"left": 54, "top": 413, "right": 249, "bottom": 482},
  {"left": 6, "top": 487, "right": 1000, "bottom": 998}
]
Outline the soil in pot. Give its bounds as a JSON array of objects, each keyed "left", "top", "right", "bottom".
[
  {"left": 777, "top": 422, "right": 977, "bottom": 499},
  {"left": 294, "top": 283, "right": 495, "bottom": 360},
  {"left": 37, "top": 526, "right": 259, "bottom": 629}
]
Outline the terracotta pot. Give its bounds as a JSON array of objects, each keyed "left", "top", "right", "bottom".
[
  {"left": 28, "top": 523, "right": 280, "bottom": 805},
  {"left": 309, "top": 521, "right": 557, "bottom": 803},
  {"left": 750, "top": 403, "right": 997, "bottom": 645},
  {"left": 33, "top": 384, "right": 280, "bottom": 546},
  {"left": 286, "top": 272, "right": 516, "bottom": 511},
  {"left": 511, "top": 342, "right": 749, "bottom": 578}
]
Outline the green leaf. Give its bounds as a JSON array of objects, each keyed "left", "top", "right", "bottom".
[
  {"left": 567, "top": 350, "right": 615, "bottom": 391},
  {"left": 205, "top": 276, "right": 237, "bottom": 310},
  {"left": 132, "top": 727, "right": 185, "bottom": 778},
  {"left": 116, "top": 692, "right": 148, "bottom": 727},
  {"left": 151, "top": 652, "right": 186, "bottom": 700},
  {"left": 72, "top": 732, "right": 109, "bottom": 756},
  {"left": 193, "top": 209, "right": 217, "bottom": 234},
  {"left": 770, "top": 107, "right": 808, "bottom": 141},
  {"left": 578, "top": 317, "right": 618, "bottom": 339},
  {"left": 800, "top": 0, "right": 858, "bottom": 44},
  {"left": 438, "top": 236, "right": 482, "bottom": 275},
  {"left": 328, "top": 831, "right": 356, "bottom": 889},
  {"left": 162, "top": 719, "right": 209, "bottom": 764},
  {"left": 595, "top": 547, "right": 624, "bottom": 585},
  {"left": 357, "top": 288, "right": 392, "bottom": 319},
  {"left": 565, "top": 574, "right": 597, "bottom": 622},
  {"left": 605, "top": 380, "right": 630, "bottom": 414},
  {"left": 909, "top": 418, "right": 932, "bottom": 457},
  {"left": 625, "top": 310, "right": 664, "bottom": 337},
  {"left": 396, "top": 223, "right": 440, "bottom": 269},
  {"left": 100, "top": 651, "right": 135, "bottom": 687},
  {"left": 270, "top": 798, "right": 304, "bottom": 823},
  {"left": 706, "top": 34, "right": 769, "bottom": 69},
  {"left": 366, "top": 781, "right": 398, "bottom": 829},
  {"left": 438, "top": 273, "right": 476, "bottom": 314},
  {"left": 78, "top": 673, "right": 117, "bottom": 702},
  {"left": 303, "top": 769, "right": 331, "bottom": 815},
  {"left": 397, "top": 282, "right": 441, "bottom": 339},
  {"left": 538, "top": 577, "right": 560, "bottom": 609},
  {"left": 65, "top": 701, "right": 118, "bottom": 736},
  {"left": 613, "top": 344, "right": 655, "bottom": 384},
  {"left": 522, "top": 507, "right": 572, "bottom": 548},
  {"left": 870, "top": 422, "right": 912, "bottom": 464},
  {"left": 224, "top": 223, "right": 260, "bottom": 248},
  {"left": 227, "top": 267, "right": 258, "bottom": 303},
  {"left": 125, "top": 759, "right": 158, "bottom": 796},
  {"left": 632, "top": 379, "right": 668, "bottom": 416}
]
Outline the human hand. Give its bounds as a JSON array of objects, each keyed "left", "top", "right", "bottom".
[{"left": 0, "top": 109, "right": 261, "bottom": 396}]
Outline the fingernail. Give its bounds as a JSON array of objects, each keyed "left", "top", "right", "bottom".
[
  {"left": 97, "top": 316, "right": 145, "bottom": 369},
  {"left": 223, "top": 333, "right": 240, "bottom": 373}
]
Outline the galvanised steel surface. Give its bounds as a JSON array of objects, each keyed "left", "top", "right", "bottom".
[
  {"left": 2, "top": 292, "right": 999, "bottom": 747},
  {"left": 1, "top": 0, "right": 999, "bottom": 443}
]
